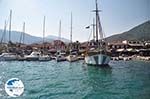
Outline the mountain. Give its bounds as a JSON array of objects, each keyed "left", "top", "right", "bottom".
[
  {"left": 0, "top": 30, "right": 42, "bottom": 44},
  {"left": 106, "top": 21, "right": 150, "bottom": 42},
  {"left": 45, "top": 35, "right": 70, "bottom": 43},
  {"left": 0, "top": 30, "right": 69, "bottom": 44}
]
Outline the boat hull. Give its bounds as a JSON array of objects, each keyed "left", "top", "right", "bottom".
[
  {"left": 85, "top": 54, "right": 110, "bottom": 66},
  {"left": 25, "top": 57, "right": 39, "bottom": 61},
  {"left": 0, "top": 53, "right": 18, "bottom": 61},
  {"left": 55, "top": 57, "right": 66, "bottom": 62},
  {"left": 66, "top": 55, "right": 78, "bottom": 62},
  {"left": 39, "top": 56, "right": 51, "bottom": 61},
  {"left": 0, "top": 57, "right": 17, "bottom": 61}
]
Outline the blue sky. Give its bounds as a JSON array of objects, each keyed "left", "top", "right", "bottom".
[{"left": 0, "top": 0, "right": 149, "bottom": 42}]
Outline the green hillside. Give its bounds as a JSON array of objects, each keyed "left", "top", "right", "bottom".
[{"left": 106, "top": 20, "right": 150, "bottom": 42}]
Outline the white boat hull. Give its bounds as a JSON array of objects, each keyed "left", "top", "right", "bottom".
[
  {"left": 0, "top": 57, "right": 17, "bottom": 61},
  {"left": 66, "top": 55, "right": 78, "bottom": 62},
  {"left": 0, "top": 53, "right": 18, "bottom": 61},
  {"left": 39, "top": 56, "right": 51, "bottom": 61},
  {"left": 55, "top": 56, "right": 66, "bottom": 62},
  {"left": 85, "top": 54, "right": 110, "bottom": 66},
  {"left": 25, "top": 56, "right": 39, "bottom": 61}
]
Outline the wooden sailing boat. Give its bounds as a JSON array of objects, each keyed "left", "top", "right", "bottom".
[
  {"left": 84, "top": 0, "right": 111, "bottom": 66},
  {"left": 66, "top": 13, "right": 78, "bottom": 62}
]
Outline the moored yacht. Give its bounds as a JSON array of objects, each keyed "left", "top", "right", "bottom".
[
  {"left": 0, "top": 53, "right": 18, "bottom": 61},
  {"left": 38, "top": 16, "right": 51, "bottom": 61},
  {"left": 66, "top": 50, "right": 78, "bottom": 62},
  {"left": 39, "top": 55, "right": 51, "bottom": 61},
  {"left": 25, "top": 51, "right": 40, "bottom": 61},
  {"left": 55, "top": 50, "right": 66, "bottom": 62},
  {"left": 55, "top": 20, "right": 67, "bottom": 62},
  {"left": 66, "top": 13, "right": 78, "bottom": 62}
]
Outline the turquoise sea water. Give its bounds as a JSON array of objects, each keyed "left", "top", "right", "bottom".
[{"left": 0, "top": 60, "right": 150, "bottom": 99}]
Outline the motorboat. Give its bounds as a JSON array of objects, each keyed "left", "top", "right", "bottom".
[
  {"left": 25, "top": 51, "right": 40, "bottom": 61},
  {"left": 39, "top": 55, "right": 51, "bottom": 61},
  {"left": 0, "top": 53, "right": 18, "bottom": 61},
  {"left": 66, "top": 50, "right": 78, "bottom": 62},
  {"left": 55, "top": 51, "right": 66, "bottom": 62}
]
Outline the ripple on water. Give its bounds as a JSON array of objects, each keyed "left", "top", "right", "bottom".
[{"left": 0, "top": 60, "right": 150, "bottom": 99}]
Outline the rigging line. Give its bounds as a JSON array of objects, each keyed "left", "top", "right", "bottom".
[
  {"left": 1, "top": 18, "right": 9, "bottom": 43},
  {"left": 19, "top": 31, "right": 23, "bottom": 44},
  {"left": 88, "top": 28, "right": 93, "bottom": 42},
  {"left": 97, "top": 14, "right": 104, "bottom": 39},
  {"left": 1, "top": 20, "right": 7, "bottom": 43}
]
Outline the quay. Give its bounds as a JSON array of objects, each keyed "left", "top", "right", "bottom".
[{"left": 0, "top": 40, "right": 150, "bottom": 62}]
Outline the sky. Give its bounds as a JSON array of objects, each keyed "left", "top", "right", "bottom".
[{"left": 0, "top": 0, "right": 149, "bottom": 42}]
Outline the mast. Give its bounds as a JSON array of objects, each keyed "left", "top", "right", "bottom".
[
  {"left": 93, "top": 0, "right": 104, "bottom": 46},
  {"left": 92, "top": 18, "right": 95, "bottom": 41},
  {"left": 1, "top": 20, "right": 7, "bottom": 43},
  {"left": 43, "top": 16, "right": 46, "bottom": 44},
  {"left": 95, "top": 0, "right": 99, "bottom": 43},
  {"left": 70, "top": 12, "right": 73, "bottom": 43},
  {"left": 22, "top": 22, "right": 25, "bottom": 44},
  {"left": 59, "top": 20, "right": 61, "bottom": 41},
  {"left": 9, "top": 10, "right": 12, "bottom": 43},
  {"left": 58, "top": 20, "right": 61, "bottom": 50},
  {"left": 19, "top": 22, "right": 25, "bottom": 44},
  {"left": 69, "top": 12, "right": 73, "bottom": 51}
]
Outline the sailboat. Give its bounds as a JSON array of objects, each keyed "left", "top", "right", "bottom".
[
  {"left": 0, "top": 10, "right": 18, "bottom": 61},
  {"left": 66, "top": 13, "right": 78, "bottom": 62},
  {"left": 84, "top": 0, "right": 111, "bottom": 66},
  {"left": 39, "top": 16, "right": 51, "bottom": 61},
  {"left": 19, "top": 22, "right": 25, "bottom": 44},
  {"left": 55, "top": 20, "right": 66, "bottom": 62},
  {"left": 17, "top": 22, "right": 26, "bottom": 61}
]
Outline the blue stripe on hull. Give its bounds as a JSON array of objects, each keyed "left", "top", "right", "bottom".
[{"left": 85, "top": 54, "right": 110, "bottom": 66}]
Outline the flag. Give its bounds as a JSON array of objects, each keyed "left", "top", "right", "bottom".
[{"left": 85, "top": 26, "right": 90, "bottom": 29}]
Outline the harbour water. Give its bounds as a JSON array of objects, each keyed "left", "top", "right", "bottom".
[{"left": 0, "top": 60, "right": 150, "bottom": 99}]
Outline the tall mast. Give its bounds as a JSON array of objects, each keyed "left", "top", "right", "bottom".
[
  {"left": 19, "top": 22, "right": 25, "bottom": 44},
  {"left": 92, "top": 18, "right": 95, "bottom": 40},
  {"left": 59, "top": 20, "right": 61, "bottom": 41},
  {"left": 43, "top": 16, "right": 46, "bottom": 44},
  {"left": 9, "top": 10, "right": 12, "bottom": 43},
  {"left": 95, "top": 0, "right": 99, "bottom": 43},
  {"left": 22, "top": 22, "right": 25, "bottom": 44},
  {"left": 70, "top": 12, "right": 73, "bottom": 43},
  {"left": 1, "top": 20, "right": 7, "bottom": 43}
]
